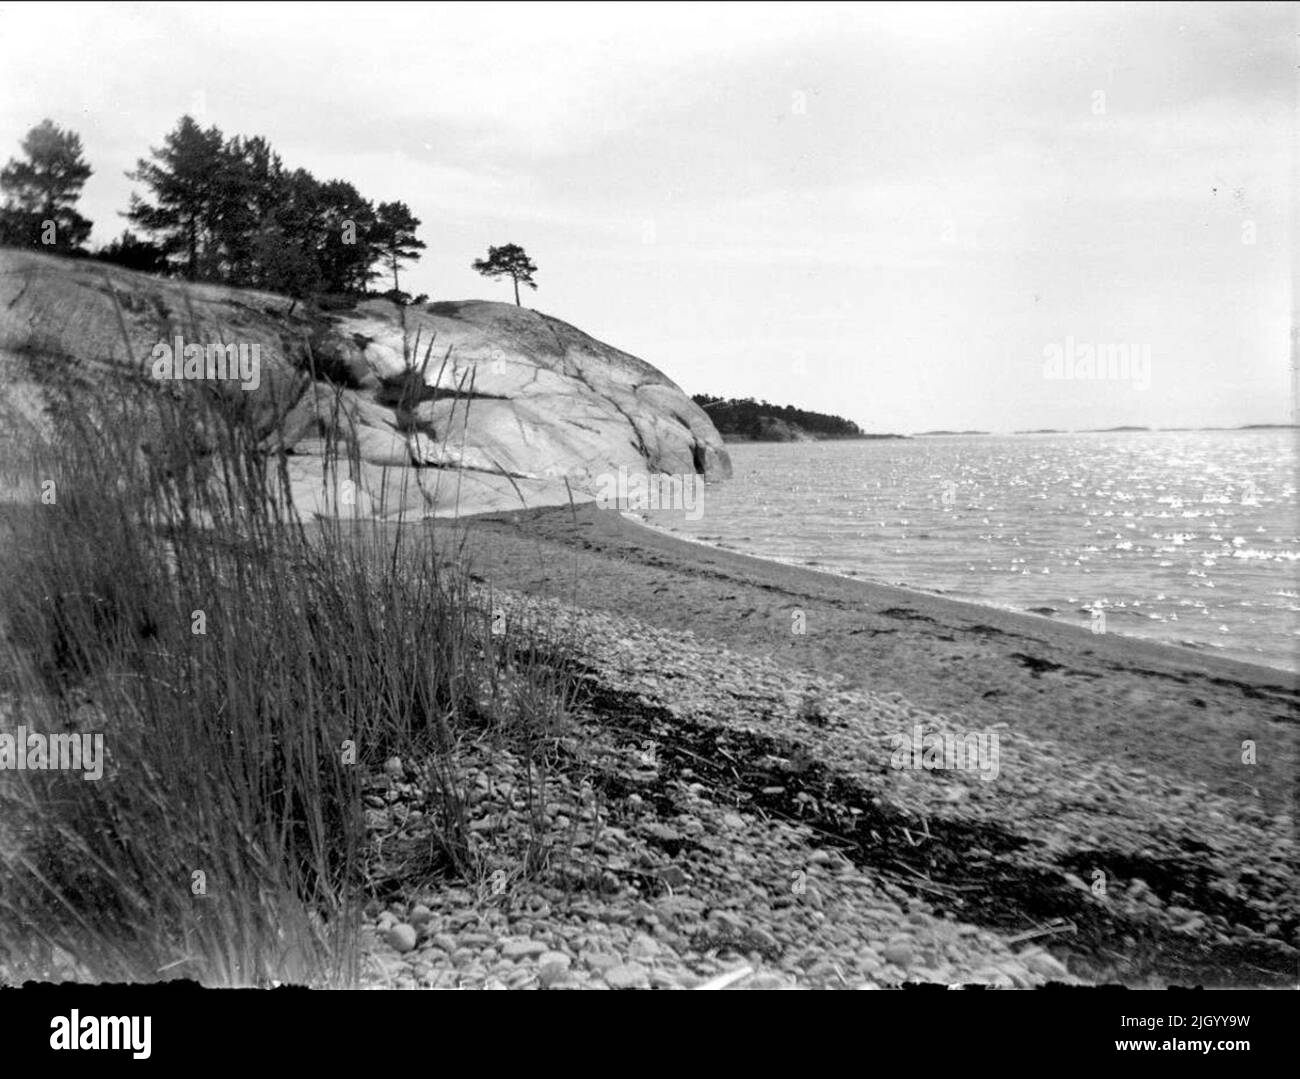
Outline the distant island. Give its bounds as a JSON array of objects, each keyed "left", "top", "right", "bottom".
[
  {"left": 692, "top": 395, "right": 904, "bottom": 442},
  {"left": 1157, "top": 424, "right": 1295, "bottom": 432},
  {"left": 1082, "top": 424, "right": 1294, "bottom": 433},
  {"left": 1017, "top": 424, "right": 1295, "bottom": 434},
  {"left": 690, "top": 407, "right": 1296, "bottom": 445}
]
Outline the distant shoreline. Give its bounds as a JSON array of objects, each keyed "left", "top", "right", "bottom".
[
  {"left": 721, "top": 432, "right": 907, "bottom": 443},
  {"left": 724, "top": 425, "right": 1298, "bottom": 441},
  {"left": 432, "top": 502, "right": 1298, "bottom": 809}
]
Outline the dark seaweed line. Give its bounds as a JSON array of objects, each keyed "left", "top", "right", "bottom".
[{"left": 568, "top": 672, "right": 1297, "bottom": 987}]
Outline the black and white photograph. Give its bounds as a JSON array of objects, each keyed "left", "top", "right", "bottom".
[{"left": 0, "top": 0, "right": 1294, "bottom": 1055}]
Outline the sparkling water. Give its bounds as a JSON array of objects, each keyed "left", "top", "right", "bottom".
[{"left": 642, "top": 430, "right": 1299, "bottom": 672}]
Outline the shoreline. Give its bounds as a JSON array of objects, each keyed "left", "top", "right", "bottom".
[
  {"left": 6, "top": 491, "right": 1293, "bottom": 988},
  {"left": 357, "top": 502, "right": 1299, "bottom": 987},
  {"left": 421, "top": 502, "right": 1297, "bottom": 812},
  {"left": 623, "top": 510, "right": 1297, "bottom": 678},
  {"left": 454, "top": 501, "right": 1297, "bottom": 689},
  {"left": 624, "top": 512, "right": 1294, "bottom": 681}
]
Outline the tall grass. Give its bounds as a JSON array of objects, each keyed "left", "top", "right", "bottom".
[{"left": 0, "top": 278, "right": 578, "bottom": 985}]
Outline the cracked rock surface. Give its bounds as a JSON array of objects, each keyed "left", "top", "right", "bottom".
[{"left": 0, "top": 249, "right": 730, "bottom": 520}]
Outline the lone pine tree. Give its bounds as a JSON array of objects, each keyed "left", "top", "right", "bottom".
[{"left": 472, "top": 243, "right": 538, "bottom": 306}]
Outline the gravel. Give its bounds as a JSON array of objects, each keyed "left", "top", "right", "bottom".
[{"left": 354, "top": 585, "right": 1297, "bottom": 990}]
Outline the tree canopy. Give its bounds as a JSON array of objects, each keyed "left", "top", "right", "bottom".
[
  {"left": 0, "top": 119, "right": 93, "bottom": 251},
  {"left": 373, "top": 200, "right": 426, "bottom": 293},
  {"left": 120, "top": 115, "right": 420, "bottom": 298},
  {"left": 472, "top": 243, "right": 538, "bottom": 305},
  {"left": 692, "top": 395, "right": 865, "bottom": 440}
]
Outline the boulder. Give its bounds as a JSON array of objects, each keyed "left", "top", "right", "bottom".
[{"left": 0, "top": 249, "right": 731, "bottom": 519}]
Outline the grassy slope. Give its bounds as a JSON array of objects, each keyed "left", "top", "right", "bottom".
[{"left": 0, "top": 279, "right": 581, "bottom": 985}]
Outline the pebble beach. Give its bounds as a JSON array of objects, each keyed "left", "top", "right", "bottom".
[{"left": 355, "top": 505, "right": 1299, "bottom": 989}]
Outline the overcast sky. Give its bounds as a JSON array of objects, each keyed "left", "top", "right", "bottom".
[{"left": 0, "top": 1, "right": 1292, "bottom": 432}]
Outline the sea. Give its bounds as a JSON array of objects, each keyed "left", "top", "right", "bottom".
[{"left": 640, "top": 429, "right": 1299, "bottom": 673}]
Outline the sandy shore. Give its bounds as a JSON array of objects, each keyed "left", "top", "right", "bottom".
[
  {"left": 430, "top": 503, "right": 1298, "bottom": 811},
  {"left": 9, "top": 495, "right": 1292, "bottom": 988},
  {"left": 338, "top": 502, "right": 1300, "bottom": 989}
]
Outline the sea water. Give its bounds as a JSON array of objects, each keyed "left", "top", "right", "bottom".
[{"left": 642, "top": 430, "right": 1298, "bottom": 672}]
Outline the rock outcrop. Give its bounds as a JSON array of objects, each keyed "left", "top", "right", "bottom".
[{"left": 0, "top": 249, "right": 731, "bottom": 518}]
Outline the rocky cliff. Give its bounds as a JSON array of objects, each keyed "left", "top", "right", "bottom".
[{"left": 0, "top": 249, "right": 731, "bottom": 518}]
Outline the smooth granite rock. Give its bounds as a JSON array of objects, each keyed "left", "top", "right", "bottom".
[{"left": 0, "top": 249, "right": 731, "bottom": 520}]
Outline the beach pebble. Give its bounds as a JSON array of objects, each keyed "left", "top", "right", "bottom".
[
  {"left": 881, "top": 943, "right": 913, "bottom": 968},
  {"left": 502, "top": 938, "right": 548, "bottom": 959},
  {"left": 709, "top": 910, "right": 745, "bottom": 934},
  {"left": 537, "top": 953, "right": 572, "bottom": 986},
  {"left": 385, "top": 924, "right": 418, "bottom": 953},
  {"left": 650, "top": 969, "right": 680, "bottom": 989},
  {"left": 582, "top": 951, "right": 620, "bottom": 974},
  {"left": 603, "top": 963, "right": 650, "bottom": 989}
]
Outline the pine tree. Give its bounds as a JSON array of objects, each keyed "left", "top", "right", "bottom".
[
  {"left": 214, "top": 134, "right": 286, "bottom": 286},
  {"left": 124, "top": 116, "right": 226, "bottom": 279},
  {"left": 372, "top": 200, "right": 425, "bottom": 293},
  {"left": 0, "top": 119, "right": 93, "bottom": 251},
  {"left": 316, "top": 179, "right": 378, "bottom": 294},
  {"left": 121, "top": 116, "right": 411, "bottom": 300},
  {"left": 471, "top": 243, "right": 537, "bottom": 306}
]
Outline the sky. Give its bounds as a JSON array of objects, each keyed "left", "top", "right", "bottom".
[{"left": 0, "top": 1, "right": 1293, "bottom": 432}]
